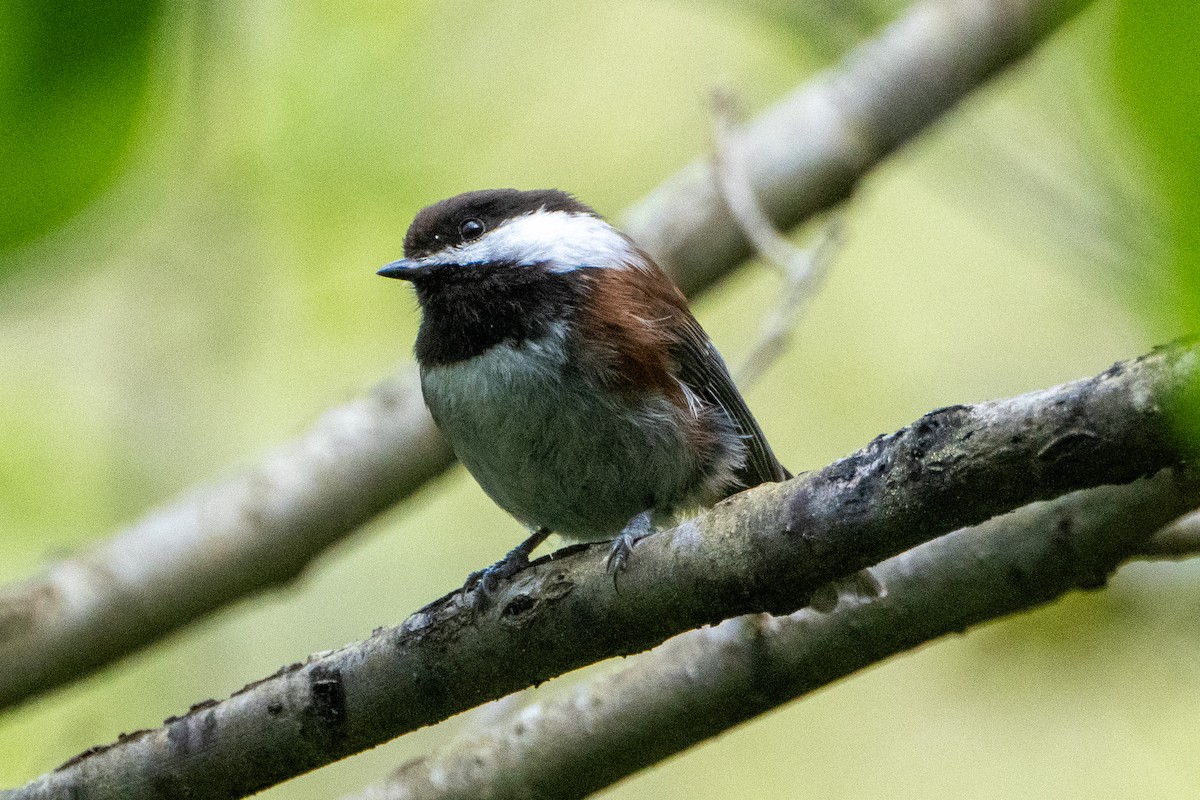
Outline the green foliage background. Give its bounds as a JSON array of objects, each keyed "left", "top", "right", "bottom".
[{"left": 0, "top": 0, "right": 1196, "bottom": 796}]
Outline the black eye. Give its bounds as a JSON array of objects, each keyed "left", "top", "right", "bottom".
[{"left": 459, "top": 218, "right": 485, "bottom": 241}]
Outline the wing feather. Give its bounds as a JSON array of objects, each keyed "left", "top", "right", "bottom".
[
  {"left": 576, "top": 246, "right": 791, "bottom": 492},
  {"left": 672, "top": 316, "right": 791, "bottom": 489}
]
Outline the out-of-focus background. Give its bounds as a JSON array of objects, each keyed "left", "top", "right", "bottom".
[{"left": 1, "top": 0, "right": 1197, "bottom": 797}]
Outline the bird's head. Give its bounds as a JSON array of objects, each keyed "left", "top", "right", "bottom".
[
  {"left": 378, "top": 188, "right": 638, "bottom": 287},
  {"left": 379, "top": 189, "right": 658, "bottom": 366}
]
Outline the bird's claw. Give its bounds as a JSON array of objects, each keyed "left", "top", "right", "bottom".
[
  {"left": 606, "top": 511, "right": 654, "bottom": 588},
  {"left": 606, "top": 532, "right": 636, "bottom": 578},
  {"left": 461, "top": 550, "right": 529, "bottom": 609},
  {"left": 460, "top": 528, "right": 550, "bottom": 611}
]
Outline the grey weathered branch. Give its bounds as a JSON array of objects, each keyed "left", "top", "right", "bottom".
[
  {"left": 10, "top": 341, "right": 1196, "bottom": 800},
  {"left": 349, "top": 470, "right": 1200, "bottom": 800},
  {"left": 0, "top": 0, "right": 1096, "bottom": 713},
  {"left": 0, "top": 374, "right": 454, "bottom": 712},
  {"left": 624, "top": 0, "right": 1093, "bottom": 295},
  {"left": 1140, "top": 507, "right": 1200, "bottom": 558}
]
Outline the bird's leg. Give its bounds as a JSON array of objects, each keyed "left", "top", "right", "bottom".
[
  {"left": 606, "top": 510, "right": 654, "bottom": 579},
  {"left": 463, "top": 527, "right": 551, "bottom": 603}
]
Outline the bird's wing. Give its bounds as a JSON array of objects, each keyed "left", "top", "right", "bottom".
[
  {"left": 672, "top": 315, "right": 792, "bottom": 489},
  {"left": 575, "top": 244, "right": 790, "bottom": 490}
]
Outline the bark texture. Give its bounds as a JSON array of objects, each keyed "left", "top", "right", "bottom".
[
  {"left": 9, "top": 341, "right": 1195, "bottom": 800},
  {"left": 350, "top": 471, "right": 1198, "bottom": 800}
]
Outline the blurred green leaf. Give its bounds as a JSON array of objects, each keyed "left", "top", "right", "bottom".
[
  {"left": 0, "top": 0, "right": 163, "bottom": 257},
  {"left": 1112, "top": 0, "right": 1200, "bottom": 321},
  {"left": 1112, "top": 0, "right": 1200, "bottom": 439}
]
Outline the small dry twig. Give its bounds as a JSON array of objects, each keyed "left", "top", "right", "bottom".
[{"left": 709, "top": 88, "right": 843, "bottom": 387}]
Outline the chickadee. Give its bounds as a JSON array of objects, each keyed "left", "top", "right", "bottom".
[{"left": 379, "top": 188, "right": 790, "bottom": 589}]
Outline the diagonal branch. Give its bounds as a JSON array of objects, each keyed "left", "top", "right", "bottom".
[
  {"left": 348, "top": 470, "right": 1200, "bottom": 800},
  {"left": 0, "top": 373, "right": 453, "bottom": 712},
  {"left": 0, "top": 0, "right": 1097, "bottom": 713},
  {"left": 1140, "top": 506, "right": 1200, "bottom": 558},
  {"left": 10, "top": 340, "right": 1196, "bottom": 800},
  {"left": 623, "top": 0, "right": 1094, "bottom": 295}
]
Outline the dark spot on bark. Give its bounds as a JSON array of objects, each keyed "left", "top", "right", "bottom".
[
  {"left": 267, "top": 701, "right": 284, "bottom": 715},
  {"left": 1006, "top": 563, "right": 1032, "bottom": 595},
  {"left": 743, "top": 614, "right": 793, "bottom": 710},
  {"left": 234, "top": 661, "right": 305, "bottom": 697},
  {"left": 913, "top": 405, "right": 970, "bottom": 442},
  {"left": 189, "top": 698, "right": 219, "bottom": 713},
  {"left": 201, "top": 710, "right": 218, "bottom": 743},
  {"left": 929, "top": 404, "right": 970, "bottom": 416},
  {"left": 56, "top": 743, "right": 115, "bottom": 771},
  {"left": 502, "top": 594, "right": 536, "bottom": 617},
  {"left": 307, "top": 664, "right": 348, "bottom": 742},
  {"left": 1045, "top": 511, "right": 1102, "bottom": 592},
  {"left": 540, "top": 572, "right": 577, "bottom": 602},
  {"left": 115, "top": 728, "right": 153, "bottom": 743},
  {"left": 1036, "top": 429, "right": 1101, "bottom": 463},
  {"left": 1051, "top": 515, "right": 1108, "bottom": 589},
  {"left": 163, "top": 707, "right": 218, "bottom": 768},
  {"left": 822, "top": 452, "right": 864, "bottom": 485}
]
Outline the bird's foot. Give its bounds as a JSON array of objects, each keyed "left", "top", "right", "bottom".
[
  {"left": 461, "top": 552, "right": 528, "bottom": 600},
  {"left": 462, "top": 528, "right": 551, "bottom": 609},
  {"left": 606, "top": 511, "right": 654, "bottom": 584}
]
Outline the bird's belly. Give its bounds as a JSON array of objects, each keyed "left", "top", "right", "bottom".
[{"left": 421, "top": 336, "right": 699, "bottom": 541}]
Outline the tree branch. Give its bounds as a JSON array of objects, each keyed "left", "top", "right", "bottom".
[
  {"left": 348, "top": 470, "right": 1200, "bottom": 800},
  {"left": 622, "top": 0, "right": 1093, "bottom": 296},
  {"left": 0, "top": 0, "right": 1098, "bottom": 713},
  {"left": 0, "top": 373, "right": 453, "bottom": 712},
  {"left": 1140, "top": 507, "right": 1200, "bottom": 558},
  {"left": 10, "top": 341, "right": 1195, "bottom": 800}
]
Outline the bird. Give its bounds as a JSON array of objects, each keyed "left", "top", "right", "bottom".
[{"left": 378, "top": 188, "right": 791, "bottom": 592}]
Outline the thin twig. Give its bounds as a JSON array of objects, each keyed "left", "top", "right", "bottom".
[{"left": 709, "top": 88, "right": 842, "bottom": 387}]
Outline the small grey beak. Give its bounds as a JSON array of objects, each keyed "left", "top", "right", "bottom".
[{"left": 377, "top": 258, "right": 427, "bottom": 280}]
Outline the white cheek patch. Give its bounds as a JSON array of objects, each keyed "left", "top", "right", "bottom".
[{"left": 423, "top": 210, "right": 641, "bottom": 272}]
